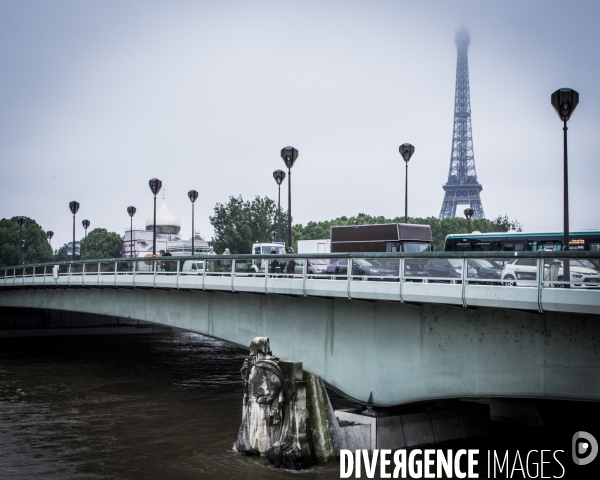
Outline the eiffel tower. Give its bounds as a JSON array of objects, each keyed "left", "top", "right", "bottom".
[{"left": 439, "top": 26, "right": 485, "bottom": 219}]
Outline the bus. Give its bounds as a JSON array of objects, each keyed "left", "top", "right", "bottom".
[{"left": 444, "top": 230, "right": 600, "bottom": 252}]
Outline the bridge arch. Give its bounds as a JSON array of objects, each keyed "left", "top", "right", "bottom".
[{"left": 1, "top": 286, "right": 599, "bottom": 406}]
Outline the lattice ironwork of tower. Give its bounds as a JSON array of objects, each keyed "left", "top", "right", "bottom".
[{"left": 439, "top": 26, "right": 485, "bottom": 220}]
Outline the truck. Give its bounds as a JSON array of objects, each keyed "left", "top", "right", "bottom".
[
  {"left": 330, "top": 223, "right": 433, "bottom": 280},
  {"left": 250, "top": 242, "right": 287, "bottom": 274},
  {"left": 330, "top": 223, "right": 432, "bottom": 253},
  {"left": 297, "top": 239, "right": 331, "bottom": 254}
]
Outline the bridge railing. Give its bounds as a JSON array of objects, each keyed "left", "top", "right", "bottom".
[{"left": 1, "top": 252, "right": 599, "bottom": 315}]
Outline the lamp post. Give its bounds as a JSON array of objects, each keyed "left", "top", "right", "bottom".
[
  {"left": 272, "top": 170, "right": 286, "bottom": 242},
  {"left": 127, "top": 206, "right": 136, "bottom": 258},
  {"left": 551, "top": 88, "right": 579, "bottom": 288},
  {"left": 46, "top": 230, "right": 54, "bottom": 247},
  {"left": 188, "top": 190, "right": 198, "bottom": 255},
  {"left": 464, "top": 208, "right": 474, "bottom": 233},
  {"left": 399, "top": 143, "right": 415, "bottom": 223},
  {"left": 69, "top": 201, "right": 80, "bottom": 260},
  {"left": 16, "top": 217, "right": 25, "bottom": 264},
  {"left": 82, "top": 219, "right": 90, "bottom": 259},
  {"left": 148, "top": 178, "right": 162, "bottom": 257},
  {"left": 280, "top": 147, "right": 298, "bottom": 248}
]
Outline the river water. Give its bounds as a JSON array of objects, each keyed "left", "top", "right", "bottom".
[
  {"left": 0, "top": 332, "right": 348, "bottom": 480},
  {"left": 1, "top": 331, "right": 597, "bottom": 480}
]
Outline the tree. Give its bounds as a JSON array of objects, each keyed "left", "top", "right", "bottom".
[
  {"left": 0, "top": 216, "right": 54, "bottom": 267},
  {"left": 54, "top": 228, "right": 123, "bottom": 261},
  {"left": 210, "top": 195, "right": 286, "bottom": 254}
]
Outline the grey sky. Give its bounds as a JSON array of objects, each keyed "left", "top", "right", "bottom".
[{"left": 1, "top": 0, "right": 599, "bottom": 249}]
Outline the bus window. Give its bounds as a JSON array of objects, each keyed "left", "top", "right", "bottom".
[
  {"left": 503, "top": 241, "right": 525, "bottom": 251},
  {"left": 533, "top": 241, "right": 562, "bottom": 252},
  {"left": 474, "top": 242, "right": 501, "bottom": 251},
  {"left": 590, "top": 242, "right": 600, "bottom": 252},
  {"left": 455, "top": 242, "right": 472, "bottom": 251}
]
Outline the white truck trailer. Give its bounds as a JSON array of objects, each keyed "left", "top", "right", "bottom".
[{"left": 297, "top": 239, "right": 331, "bottom": 254}]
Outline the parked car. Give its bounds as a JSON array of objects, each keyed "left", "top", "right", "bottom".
[
  {"left": 500, "top": 258, "right": 536, "bottom": 286},
  {"left": 545, "top": 259, "right": 599, "bottom": 288},
  {"left": 325, "top": 259, "right": 396, "bottom": 280},
  {"left": 307, "top": 259, "right": 330, "bottom": 276},
  {"left": 467, "top": 259, "right": 503, "bottom": 283},
  {"left": 501, "top": 258, "right": 600, "bottom": 287},
  {"left": 421, "top": 258, "right": 477, "bottom": 283}
]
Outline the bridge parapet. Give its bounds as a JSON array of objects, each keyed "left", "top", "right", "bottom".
[{"left": 1, "top": 252, "right": 598, "bottom": 316}]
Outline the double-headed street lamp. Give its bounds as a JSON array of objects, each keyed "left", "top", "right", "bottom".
[
  {"left": 46, "top": 230, "right": 54, "bottom": 247},
  {"left": 127, "top": 206, "right": 136, "bottom": 258},
  {"left": 280, "top": 147, "right": 298, "bottom": 248},
  {"left": 16, "top": 217, "right": 25, "bottom": 264},
  {"left": 399, "top": 143, "right": 415, "bottom": 223},
  {"left": 82, "top": 219, "right": 90, "bottom": 259},
  {"left": 148, "top": 178, "right": 162, "bottom": 257},
  {"left": 551, "top": 88, "right": 579, "bottom": 288},
  {"left": 272, "top": 170, "right": 286, "bottom": 242},
  {"left": 69, "top": 201, "right": 80, "bottom": 260},
  {"left": 188, "top": 190, "right": 199, "bottom": 256},
  {"left": 464, "top": 208, "right": 474, "bottom": 233}
]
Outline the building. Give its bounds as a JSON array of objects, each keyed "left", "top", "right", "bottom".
[{"left": 122, "top": 199, "right": 209, "bottom": 257}]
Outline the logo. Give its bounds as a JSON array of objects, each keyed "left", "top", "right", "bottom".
[{"left": 572, "top": 431, "right": 598, "bottom": 466}]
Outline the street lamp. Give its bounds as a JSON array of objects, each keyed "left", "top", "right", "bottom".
[
  {"left": 551, "top": 88, "right": 579, "bottom": 288},
  {"left": 82, "top": 219, "right": 90, "bottom": 259},
  {"left": 127, "top": 206, "right": 136, "bottom": 258},
  {"left": 46, "top": 230, "right": 54, "bottom": 247},
  {"left": 69, "top": 201, "right": 80, "bottom": 260},
  {"left": 272, "top": 170, "right": 286, "bottom": 242},
  {"left": 16, "top": 217, "right": 25, "bottom": 264},
  {"left": 148, "top": 178, "right": 162, "bottom": 257},
  {"left": 280, "top": 147, "right": 298, "bottom": 248},
  {"left": 464, "top": 208, "right": 474, "bottom": 233},
  {"left": 188, "top": 190, "right": 199, "bottom": 256},
  {"left": 399, "top": 143, "right": 415, "bottom": 223}
]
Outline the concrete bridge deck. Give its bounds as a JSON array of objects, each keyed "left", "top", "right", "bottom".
[{"left": 1, "top": 252, "right": 599, "bottom": 406}]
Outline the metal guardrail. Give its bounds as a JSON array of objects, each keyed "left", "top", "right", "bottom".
[{"left": 1, "top": 252, "right": 599, "bottom": 315}]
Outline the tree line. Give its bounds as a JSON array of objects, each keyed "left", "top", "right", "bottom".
[
  {"left": 0, "top": 198, "right": 522, "bottom": 265},
  {"left": 0, "top": 216, "right": 122, "bottom": 267},
  {"left": 209, "top": 196, "right": 522, "bottom": 253}
]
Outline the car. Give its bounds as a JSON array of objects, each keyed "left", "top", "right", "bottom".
[
  {"left": 181, "top": 260, "right": 205, "bottom": 274},
  {"left": 501, "top": 258, "right": 600, "bottom": 287},
  {"left": 421, "top": 258, "right": 477, "bottom": 283},
  {"left": 467, "top": 259, "right": 503, "bottom": 284},
  {"left": 500, "top": 258, "right": 537, "bottom": 286},
  {"left": 325, "top": 258, "right": 397, "bottom": 280},
  {"left": 545, "top": 259, "right": 599, "bottom": 288},
  {"left": 307, "top": 259, "right": 330, "bottom": 276}
]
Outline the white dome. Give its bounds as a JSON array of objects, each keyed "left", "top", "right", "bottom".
[{"left": 146, "top": 199, "right": 181, "bottom": 235}]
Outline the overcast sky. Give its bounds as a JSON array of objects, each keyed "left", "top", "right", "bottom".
[{"left": 1, "top": 0, "right": 599, "bottom": 249}]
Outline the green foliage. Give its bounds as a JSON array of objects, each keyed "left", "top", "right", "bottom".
[
  {"left": 210, "top": 195, "right": 287, "bottom": 254},
  {"left": 54, "top": 228, "right": 123, "bottom": 261},
  {"left": 82, "top": 228, "right": 123, "bottom": 260},
  {"left": 0, "top": 216, "right": 54, "bottom": 267},
  {"left": 293, "top": 213, "right": 523, "bottom": 251}
]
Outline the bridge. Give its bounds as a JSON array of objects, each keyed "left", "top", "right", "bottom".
[{"left": 1, "top": 251, "right": 599, "bottom": 406}]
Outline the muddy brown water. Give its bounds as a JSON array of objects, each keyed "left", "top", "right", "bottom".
[{"left": 0, "top": 332, "right": 353, "bottom": 480}]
